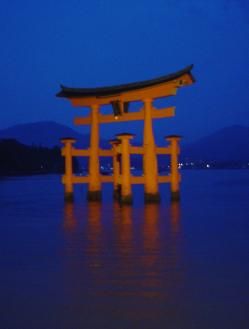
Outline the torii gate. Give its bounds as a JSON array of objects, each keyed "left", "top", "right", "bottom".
[{"left": 56, "top": 65, "right": 195, "bottom": 203}]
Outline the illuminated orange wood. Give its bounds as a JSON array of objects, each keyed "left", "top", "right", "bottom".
[
  {"left": 65, "top": 174, "right": 172, "bottom": 185},
  {"left": 130, "top": 146, "right": 144, "bottom": 154},
  {"left": 72, "top": 176, "right": 89, "bottom": 184},
  {"left": 143, "top": 99, "right": 160, "bottom": 202},
  {"left": 165, "top": 135, "right": 181, "bottom": 201},
  {"left": 61, "top": 138, "right": 76, "bottom": 201},
  {"left": 71, "top": 149, "right": 90, "bottom": 157},
  {"left": 158, "top": 175, "right": 171, "bottom": 183},
  {"left": 99, "top": 149, "right": 113, "bottom": 157},
  {"left": 156, "top": 147, "right": 171, "bottom": 154},
  {"left": 74, "top": 106, "right": 175, "bottom": 126},
  {"left": 67, "top": 71, "right": 194, "bottom": 108},
  {"left": 130, "top": 176, "right": 144, "bottom": 184},
  {"left": 109, "top": 139, "right": 121, "bottom": 198},
  {"left": 100, "top": 175, "right": 114, "bottom": 183},
  {"left": 58, "top": 66, "right": 195, "bottom": 203},
  {"left": 70, "top": 83, "right": 178, "bottom": 107},
  {"left": 116, "top": 133, "right": 134, "bottom": 204},
  {"left": 88, "top": 105, "right": 101, "bottom": 201},
  {"left": 71, "top": 175, "right": 114, "bottom": 184}
]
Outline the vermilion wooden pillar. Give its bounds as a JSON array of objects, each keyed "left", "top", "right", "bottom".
[
  {"left": 61, "top": 138, "right": 76, "bottom": 202},
  {"left": 166, "top": 135, "right": 181, "bottom": 201},
  {"left": 116, "top": 133, "right": 134, "bottom": 204},
  {"left": 88, "top": 104, "right": 101, "bottom": 201},
  {"left": 143, "top": 98, "right": 160, "bottom": 203},
  {"left": 109, "top": 139, "right": 121, "bottom": 200}
]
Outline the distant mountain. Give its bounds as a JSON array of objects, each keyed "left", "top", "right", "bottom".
[
  {"left": 181, "top": 125, "right": 249, "bottom": 164},
  {"left": 0, "top": 121, "right": 109, "bottom": 148},
  {"left": 0, "top": 122, "right": 248, "bottom": 167}
]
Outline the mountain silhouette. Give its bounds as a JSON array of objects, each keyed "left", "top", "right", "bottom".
[
  {"left": 181, "top": 125, "right": 249, "bottom": 163},
  {"left": 0, "top": 121, "right": 109, "bottom": 148},
  {"left": 0, "top": 122, "right": 248, "bottom": 165}
]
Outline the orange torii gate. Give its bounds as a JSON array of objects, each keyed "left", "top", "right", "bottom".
[{"left": 57, "top": 65, "right": 195, "bottom": 203}]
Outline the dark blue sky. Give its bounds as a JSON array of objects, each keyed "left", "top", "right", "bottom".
[{"left": 0, "top": 0, "right": 248, "bottom": 142}]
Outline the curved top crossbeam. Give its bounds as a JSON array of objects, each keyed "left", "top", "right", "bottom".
[{"left": 56, "top": 65, "right": 195, "bottom": 106}]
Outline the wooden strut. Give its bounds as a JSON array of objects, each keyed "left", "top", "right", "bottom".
[
  {"left": 74, "top": 106, "right": 175, "bottom": 125},
  {"left": 61, "top": 134, "right": 181, "bottom": 204}
]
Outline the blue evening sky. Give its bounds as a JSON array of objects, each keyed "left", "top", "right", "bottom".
[{"left": 0, "top": 0, "right": 248, "bottom": 142}]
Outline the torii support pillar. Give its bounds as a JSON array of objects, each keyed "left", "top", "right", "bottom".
[
  {"left": 88, "top": 104, "right": 101, "bottom": 201},
  {"left": 109, "top": 139, "right": 121, "bottom": 200},
  {"left": 143, "top": 98, "right": 160, "bottom": 203},
  {"left": 166, "top": 135, "right": 181, "bottom": 201},
  {"left": 61, "top": 138, "right": 76, "bottom": 202},
  {"left": 116, "top": 133, "right": 134, "bottom": 204}
]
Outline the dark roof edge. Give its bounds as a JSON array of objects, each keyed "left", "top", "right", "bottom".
[{"left": 56, "top": 64, "right": 195, "bottom": 98}]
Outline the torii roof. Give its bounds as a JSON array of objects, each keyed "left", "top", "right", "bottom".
[{"left": 56, "top": 65, "right": 194, "bottom": 99}]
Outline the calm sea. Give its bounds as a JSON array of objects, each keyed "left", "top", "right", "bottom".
[{"left": 0, "top": 170, "right": 248, "bottom": 329}]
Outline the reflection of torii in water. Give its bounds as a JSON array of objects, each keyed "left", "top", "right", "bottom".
[
  {"left": 62, "top": 201, "right": 182, "bottom": 304},
  {"left": 57, "top": 65, "right": 195, "bottom": 203}
]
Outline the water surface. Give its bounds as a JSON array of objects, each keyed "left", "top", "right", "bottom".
[{"left": 0, "top": 170, "right": 248, "bottom": 328}]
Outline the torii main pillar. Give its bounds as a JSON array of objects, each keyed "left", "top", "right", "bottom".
[
  {"left": 88, "top": 104, "right": 101, "bottom": 201},
  {"left": 143, "top": 98, "right": 160, "bottom": 202}
]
